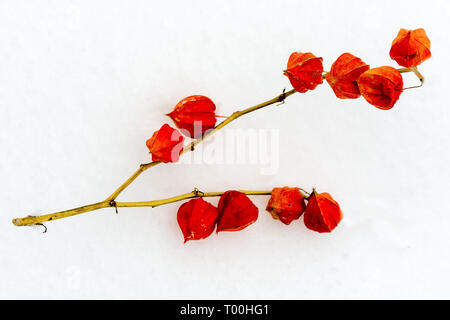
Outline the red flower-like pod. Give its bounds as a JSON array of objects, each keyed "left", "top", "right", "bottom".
[
  {"left": 266, "top": 187, "right": 306, "bottom": 225},
  {"left": 177, "top": 198, "right": 219, "bottom": 243},
  {"left": 216, "top": 191, "right": 258, "bottom": 232},
  {"left": 389, "top": 28, "right": 431, "bottom": 68},
  {"left": 303, "top": 191, "right": 343, "bottom": 233},
  {"left": 357, "top": 66, "right": 403, "bottom": 110},
  {"left": 284, "top": 52, "right": 324, "bottom": 93},
  {"left": 167, "top": 95, "right": 217, "bottom": 138},
  {"left": 146, "top": 124, "right": 184, "bottom": 163},
  {"left": 326, "top": 53, "right": 370, "bottom": 99}
]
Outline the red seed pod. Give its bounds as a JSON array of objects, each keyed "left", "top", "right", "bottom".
[
  {"left": 167, "top": 95, "right": 217, "bottom": 138},
  {"left": 284, "top": 52, "right": 324, "bottom": 93},
  {"left": 266, "top": 187, "right": 306, "bottom": 225},
  {"left": 216, "top": 191, "right": 258, "bottom": 232},
  {"left": 326, "top": 53, "right": 370, "bottom": 99},
  {"left": 303, "top": 191, "right": 343, "bottom": 233},
  {"left": 357, "top": 66, "right": 403, "bottom": 110},
  {"left": 177, "top": 198, "right": 219, "bottom": 243},
  {"left": 389, "top": 28, "right": 431, "bottom": 68},
  {"left": 146, "top": 124, "right": 184, "bottom": 163}
]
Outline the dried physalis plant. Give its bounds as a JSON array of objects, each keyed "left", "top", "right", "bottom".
[{"left": 13, "top": 28, "right": 431, "bottom": 242}]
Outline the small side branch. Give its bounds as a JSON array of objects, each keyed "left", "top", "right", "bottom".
[{"left": 115, "top": 190, "right": 276, "bottom": 209}]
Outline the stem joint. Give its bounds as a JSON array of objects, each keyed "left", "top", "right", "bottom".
[{"left": 193, "top": 188, "right": 205, "bottom": 197}]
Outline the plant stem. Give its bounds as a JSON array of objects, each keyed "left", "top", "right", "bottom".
[
  {"left": 12, "top": 189, "right": 282, "bottom": 226},
  {"left": 398, "top": 66, "right": 424, "bottom": 89},
  {"left": 12, "top": 67, "right": 422, "bottom": 228},
  {"left": 12, "top": 201, "right": 110, "bottom": 227},
  {"left": 115, "top": 190, "right": 275, "bottom": 208}
]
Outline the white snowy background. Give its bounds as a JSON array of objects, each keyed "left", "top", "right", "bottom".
[{"left": 1, "top": 0, "right": 449, "bottom": 299}]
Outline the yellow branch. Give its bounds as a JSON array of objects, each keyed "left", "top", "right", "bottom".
[
  {"left": 12, "top": 189, "right": 283, "bottom": 226},
  {"left": 12, "top": 201, "right": 110, "bottom": 226},
  {"left": 12, "top": 67, "right": 422, "bottom": 228}
]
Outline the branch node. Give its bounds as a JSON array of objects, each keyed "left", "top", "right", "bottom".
[
  {"left": 109, "top": 200, "right": 119, "bottom": 214},
  {"left": 193, "top": 187, "right": 205, "bottom": 197}
]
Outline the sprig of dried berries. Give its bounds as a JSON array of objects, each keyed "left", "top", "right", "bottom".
[{"left": 13, "top": 28, "right": 430, "bottom": 239}]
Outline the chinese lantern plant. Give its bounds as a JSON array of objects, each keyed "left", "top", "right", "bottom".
[{"left": 12, "top": 28, "right": 431, "bottom": 242}]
